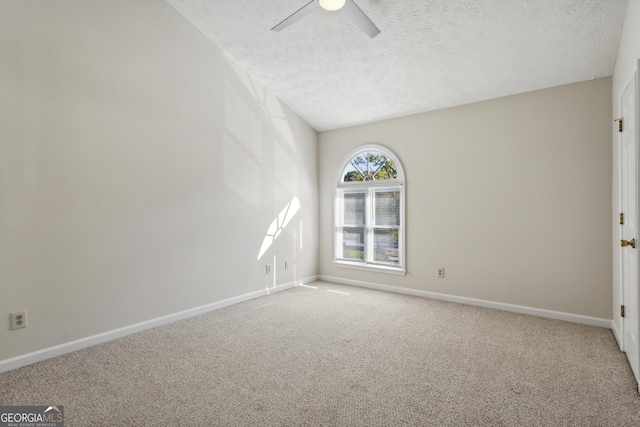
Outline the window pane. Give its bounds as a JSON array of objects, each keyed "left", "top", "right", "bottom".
[
  {"left": 343, "top": 192, "right": 365, "bottom": 225},
  {"left": 342, "top": 227, "right": 365, "bottom": 261},
  {"left": 373, "top": 159, "right": 397, "bottom": 180},
  {"left": 375, "top": 191, "right": 400, "bottom": 226},
  {"left": 352, "top": 155, "right": 368, "bottom": 173},
  {"left": 343, "top": 163, "right": 363, "bottom": 182},
  {"left": 373, "top": 229, "right": 399, "bottom": 264},
  {"left": 341, "top": 151, "right": 397, "bottom": 182}
]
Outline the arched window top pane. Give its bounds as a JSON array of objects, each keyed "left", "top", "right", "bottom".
[{"left": 342, "top": 151, "right": 398, "bottom": 182}]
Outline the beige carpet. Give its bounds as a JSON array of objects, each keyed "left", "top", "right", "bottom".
[{"left": 1, "top": 281, "right": 640, "bottom": 426}]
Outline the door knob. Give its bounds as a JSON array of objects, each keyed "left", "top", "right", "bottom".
[{"left": 621, "top": 239, "right": 636, "bottom": 248}]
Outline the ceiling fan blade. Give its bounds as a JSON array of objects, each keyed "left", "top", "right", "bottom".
[
  {"left": 339, "top": 0, "right": 380, "bottom": 38},
  {"left": 271, "top": 0, "right": 318, "bottom": 32}
]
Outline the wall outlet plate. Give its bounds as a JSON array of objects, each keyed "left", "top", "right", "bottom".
[
  {"left": 11, "top": 310, "right": 27, "bottom": 330},
  {"left": 437, "top": 268, "right": 445, "bottom": 278}
]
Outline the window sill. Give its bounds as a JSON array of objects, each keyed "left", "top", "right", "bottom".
[{"left": 334, "top": 260, "right": 406, "bottom": 276}]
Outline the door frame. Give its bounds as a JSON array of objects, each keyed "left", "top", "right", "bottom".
[{"left": 617, "top": 62, "right": 640, "bottom": 390}]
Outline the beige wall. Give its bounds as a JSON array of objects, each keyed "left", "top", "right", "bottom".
[
  {"left": 319, "top": 78, "right": 612, "bottom": 319},
  {"left": 612, "top": 0, "right": 640, "bottom": 338},
  {"left": 0, "top": 0, "right": 318, "bottom": 362}
]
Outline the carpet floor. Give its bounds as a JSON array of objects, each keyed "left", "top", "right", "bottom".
[{"left": 1, "top": 281, "right": 640, "bottom": 426}]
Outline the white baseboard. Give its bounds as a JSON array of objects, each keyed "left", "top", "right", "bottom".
[
  {"left": 0, "top": 276, "right": 316, "bottom": 374},
  {"left": 318, "top": 275, "right": 611, "bottom": 329},
  {"left": 301, "top": 275, "right": 319, "bottom": 284}
]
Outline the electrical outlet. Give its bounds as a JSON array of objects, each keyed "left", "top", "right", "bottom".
[
  {"left": 11, "top": 310, "right": 27, "bottom": 330},
  {"left": 437, "top": 268, "right": 445, "bottom": 278},
  {"left": 284, "top": 261, "right": 289, "bottom": 270},
  {"left": 266, "top": 265, "right": 271, "bottom": 274}
]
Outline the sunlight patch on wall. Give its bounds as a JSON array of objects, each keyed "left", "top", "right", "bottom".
[
  {"left": 275, "top": 142, "right": 299, "bottom": 195},
  {"left": 223, "top": 133, "right": 261, "bottom": 210},
  {"left": 257, "top": 197, "right": 300, "bottom": 260},
  {"left": 266, "top": 96, "right": 296, "bottom": 152},
  {"left": 225, "top": 81, "right": 262, "bottom": 162},
  {"left": 299, "top": 220, "right": 304, "bottom": 251},
  {"left": 224, "top": 52, "right": 267, "bottom": 106},
  {"left": 223, "top": 52, "right": 296, "bottom": 152}
]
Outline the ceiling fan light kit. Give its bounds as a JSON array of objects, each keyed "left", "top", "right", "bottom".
[
  {"left": 271, "top": 0, "right": 380, "bottom": 38},
  {"left": 319, "top": 0, "right": 346, "bottom": 11}
]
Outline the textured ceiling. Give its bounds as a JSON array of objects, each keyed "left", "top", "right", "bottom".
[{"left": 166, "top": 0, "right": 629, "bottom": 131}]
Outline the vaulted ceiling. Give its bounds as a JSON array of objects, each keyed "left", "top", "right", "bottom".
[{"left": 166, "top": 0, "right": 629, "bottom": 131}]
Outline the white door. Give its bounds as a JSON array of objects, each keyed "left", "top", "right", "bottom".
[{"left": 621, "top": 71, "right": 639, "bottom": 383}]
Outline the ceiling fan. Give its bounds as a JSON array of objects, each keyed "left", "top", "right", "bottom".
[{"left": 271, "top": 0, "right": 380, "bottom": 38}]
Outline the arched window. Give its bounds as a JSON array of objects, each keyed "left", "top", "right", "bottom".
[{"left": 334, "top": 145, "right": 405, "bottom": 275}]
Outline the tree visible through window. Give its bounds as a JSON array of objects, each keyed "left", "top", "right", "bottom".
[
  {"left": 343, "top": 151, "right": 397, "bottom": 182},
  {"left": 335, "top": 146, "right": 405, "bottom": 274}
]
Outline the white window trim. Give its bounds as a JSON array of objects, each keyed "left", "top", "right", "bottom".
[{"left": 334, "top": 145, "right": 406, "bottom": 275}]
